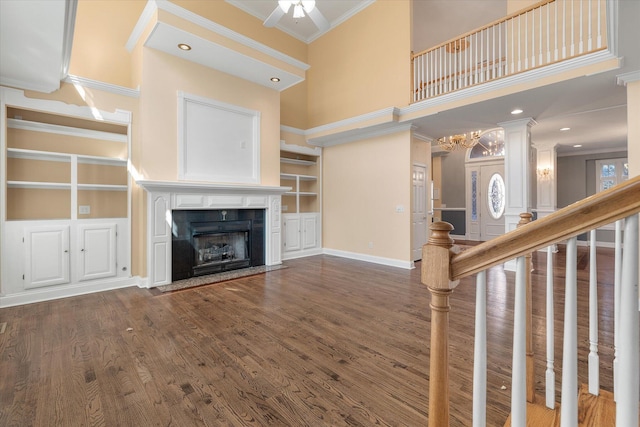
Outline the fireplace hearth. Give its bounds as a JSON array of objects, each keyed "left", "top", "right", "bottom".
[{"left": 172, "top": 209, "right": 265, "bottom": 281}]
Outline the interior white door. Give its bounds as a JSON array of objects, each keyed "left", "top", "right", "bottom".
[
  {"left": 479, "top": 164, "right": 506, "bottom": 240},
  {"left": 412, "top": 164, "right": 428, "bottom": 261}
]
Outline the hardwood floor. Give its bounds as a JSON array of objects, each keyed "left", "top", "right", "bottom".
[{"left": 0, "top": 245, "right": 616, "bottom": 426}]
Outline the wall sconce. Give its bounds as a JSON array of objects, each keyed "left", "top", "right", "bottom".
[{"left": 537, "top": 167, "right": 552, "bottom": 180}]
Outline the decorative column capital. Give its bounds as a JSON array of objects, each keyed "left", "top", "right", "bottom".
[{"left": 497, "top": 117, "right": 538, "bottom": 130}]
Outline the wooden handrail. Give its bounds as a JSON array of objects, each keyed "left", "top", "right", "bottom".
[{"left": 450, "top": 174, "right": 640, "bottom": 281}]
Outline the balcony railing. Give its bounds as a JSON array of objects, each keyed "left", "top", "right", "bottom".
[{"left": 411, "top": 0, "right": 608, "bottom": 102}]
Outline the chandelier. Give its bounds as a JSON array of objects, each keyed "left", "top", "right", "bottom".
[
  {"left": 437, "top": 130, "right": 481, "bottom": 151},
  {"left": 278, "top": 0, "right": 315, "bottom": 19}
]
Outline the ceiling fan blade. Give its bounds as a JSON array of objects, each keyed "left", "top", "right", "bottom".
[
  {"left": 264, "top": 6, "right": 285, "bottom": 27},
  {"left": 306, "top": 7, "right": 330, "bottom": 32}
]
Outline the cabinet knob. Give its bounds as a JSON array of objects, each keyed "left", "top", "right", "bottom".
[{"left": 81, "top": 248, "right": 85, "bottom": 252}]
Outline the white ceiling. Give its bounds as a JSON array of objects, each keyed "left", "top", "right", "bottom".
[
  {"left": 1, "top": 0, "right": 638, "bottom": 156},
  {"left": 225, "top": 0, "right": 375, "bottom": 43}
]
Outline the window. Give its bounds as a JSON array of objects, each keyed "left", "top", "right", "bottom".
[
  {"left": 596, "top": 158, "right": 628, "bottom": 192},
  {"left": 469, "top": 129, "right": 505, "bottom": 159},
  {"left": 487, "top": 173, "right": 506, "bottom": 219}
]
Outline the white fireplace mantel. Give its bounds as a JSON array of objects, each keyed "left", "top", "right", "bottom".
[{"left": 137, "top": 179, "right": 291, "bottom": 288}]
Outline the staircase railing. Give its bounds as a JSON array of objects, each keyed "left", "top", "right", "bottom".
[
  {"left": 422, "top": 174, "right": 640, "bottom": 426},
  {"left": 411, "top": 0, "right": 609, "bottom": 102}
]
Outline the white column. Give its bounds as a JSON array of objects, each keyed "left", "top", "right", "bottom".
[{"left": 499, "top": 118, "right": 536, "bottom": 271}]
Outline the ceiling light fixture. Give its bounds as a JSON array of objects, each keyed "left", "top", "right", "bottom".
[
  {"left": 573, "top": 144, "right": 582, "bottom": 148},
  {"left": 437, "top": 130, "right": 481, "bottom": 151},
  {"left": 511, "top": 109, "right": 523, "bottom": 115},
  {"left": 560, "top": 127, "right": 570, "bottom": 131},
  {"left": 270, "top": 77, "right": 281, "bottom": 82},
  {"left": 177, "top": 43, "right": 191, "bottom": 51},
  {"left": 279, "top": 1, "right": 315, "bottom": 18}
]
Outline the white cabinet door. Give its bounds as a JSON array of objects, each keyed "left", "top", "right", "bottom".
[
  {"left": 301, "top": 214, "right": 318, "bottom": 250},
  {"left": 24, "top": 225, "right": 70, "bottom": 289},
  {"left": 283, "top": 215, "right": 301, "bottom": 252},
  {"left": 78, "top": 223, "right": 117, "bottom": 281}
]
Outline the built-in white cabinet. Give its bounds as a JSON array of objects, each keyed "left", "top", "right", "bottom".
[
  {"left": 283, "top": 213, "right": 320, "bottom": 255},
  {"left": 77, "top": 223, "right": 117, "bottom": 282},
  {"left": 1, "top": 88, "right": 134, "bottom": 306},
  {"left": 21, "top": 222, "right": 123, "bottom": 290},
  {"left": 283, "top": 215, "right": 302, "bottom": 252},
  {"left": 279, "top": 142, "right": 322, "bottom": 260},
  {"left": 24, "top": 225, "right": 71, "bottom": 289}
]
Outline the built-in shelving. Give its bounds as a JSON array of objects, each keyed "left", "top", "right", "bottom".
[{"left": 279, "top": 141, "right": 322, "bottom": 260}]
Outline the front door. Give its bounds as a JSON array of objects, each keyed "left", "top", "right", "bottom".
[
  {"left": 479, "top": 164, "right": 505, "bottom": 240},
  {"left": 412, "top": 164, "right": 429, "bottom": 261},
  {"left": 467, "top": 162, "right": 505, "bottom": 241}
]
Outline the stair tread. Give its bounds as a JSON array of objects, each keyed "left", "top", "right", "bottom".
[{"left": 503, "top": 385, "right": 616, "bottom": 427}]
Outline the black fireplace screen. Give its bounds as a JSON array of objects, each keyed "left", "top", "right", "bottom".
[
  {"left": 194, "top": 231, "right": 248, "bottom": 267},
  {"left": 171, "top": 209, "right": 265, "bottom": 281}
]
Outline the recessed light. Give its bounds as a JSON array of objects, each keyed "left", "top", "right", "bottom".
[
  {"left": 560, "top": 127, "right": 570, "bottom": 131},
  {"left": 270, "top": 77, "right": 281, "bottom": 82},
  {"left": 177, "top": 43, "right": 191, "bottom": 51},
  {"left": 573, "top": 144, "right": 582, "bottom": 148},
  {"left": 511, "top": 109, "right": 523, "bottom": 115}
]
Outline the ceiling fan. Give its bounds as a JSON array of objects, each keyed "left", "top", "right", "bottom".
[{"left": 264, "top": 0, "right": 330, "bottom": 32}]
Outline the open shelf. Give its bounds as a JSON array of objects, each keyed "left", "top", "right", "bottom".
[{"left": 280, "top": 157, "right": 316, "bottom": 166}]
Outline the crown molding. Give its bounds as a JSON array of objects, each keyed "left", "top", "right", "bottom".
[
  {"left": 308, "top": 121, "right": 414, "bottom": 147},
  {"left": 616, "top": 70, "right": 640, "bottom": 86},
  {"left": 0, "top": 87, "right": 132, "bottom": 125},
  {"left": 65, "top": 75, "right": 140, "bottom": 98},
  {"left": 306, "top": 107, "right": 400, "bottom": 136}
]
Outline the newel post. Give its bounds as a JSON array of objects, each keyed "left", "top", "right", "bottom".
[
  {"left": 517, "top": 212, "right": 535, "bottom": 403},
  {"left": 422, "top": 221, "right": 456, "bottom": 427}
]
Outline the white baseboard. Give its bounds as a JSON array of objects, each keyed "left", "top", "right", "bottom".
[
  {"left": 322, "top": 248, "right": 414, "bottom": 270},
  {"left": 0, "top": 276, "right": 142, "bottom": 308},
  {"left": 282, "top": 248, "right": 323, "bottom": 261}
]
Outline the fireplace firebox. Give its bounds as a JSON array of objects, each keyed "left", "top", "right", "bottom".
[{"left": 172, "top": 209, "right": 265, "bottom": 281}]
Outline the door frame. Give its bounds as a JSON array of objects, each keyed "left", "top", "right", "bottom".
[
  {"left": 465, "top": 157, "right": 505, "bottom": 241},
  {"left": 412, "top": 162, "right": 430, "bottom": 261}
]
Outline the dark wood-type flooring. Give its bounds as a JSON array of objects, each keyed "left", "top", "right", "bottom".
[{"left": 0, "top": 245, "right": 616, "bottom": 426}]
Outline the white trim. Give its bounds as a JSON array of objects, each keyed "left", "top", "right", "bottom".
[
  {"left": 308, "top": 121, "right": 414, "bottom": 147},
  {"left": 322, "top": 248, "right": 414, "bottom": 270},
  {"left": 557, "top": 148, "right": 627, "bottom": 157},
  {"left": 60, "top": 0, "right": 77, "bottom": 78},
  {"left": 0, "top": 277, "right": 140, "bottom": 308},
  {"left": 306, "top": 107, "right": 400, "bottom": 136},
  {"left": 177, "top": 91, "right": 260, "bottom": 184},
  {"left": 126, "top": 0, "right": 309, "bottom": 73},
  {"left": 280, "top": 141, "right": 322, "bottom": 156},
  {"left": 65, "top": 75, "right": 140, "bottom": 98},
  {"left": 617, "top": 71, "right": 640, "bottom": 86},
  {"left": 7, "top": 118, "right": 128, "bottom": 143},
  {"left": 282, "top": 247, "right": 323, "bottom": 261},
  {"left": 280, "top": 125, "right": 306, "bottom": 135},
  {"left": 0, "top": 87, "right": 132, "bottom": 125}
]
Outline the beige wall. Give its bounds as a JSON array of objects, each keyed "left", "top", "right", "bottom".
[
  {"left": 322, "top": 130, "right": 412, "bottom": 262},
  {"left": 306, "top": 0, "right": 412, "bottom": 128},
  {"left": 70, "top": 0, "right": 146, "bottom": 88},
  {"left": 137, "top": 48, "right": 281, "bottom": 186}
]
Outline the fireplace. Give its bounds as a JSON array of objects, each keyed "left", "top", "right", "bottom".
[{"left": 172, "top": 209, "right": 265, "bottom": 281}]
